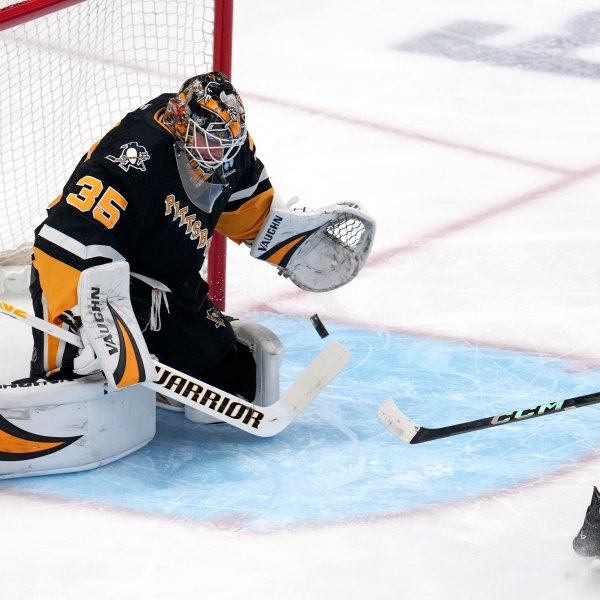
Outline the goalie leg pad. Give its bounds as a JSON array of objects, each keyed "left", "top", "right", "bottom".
[
  {"left": 230, "top": 320, "right": 283, "bottom": 408},
  {"left": 0, "top": 375, "right": 155, "bottom": 479},
  {"left": 184, "top": 319, "right": 284, "bottom": 424}
]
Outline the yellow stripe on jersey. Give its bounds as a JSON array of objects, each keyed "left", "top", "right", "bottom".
[
  {"left": 85, "top": 139, "right": 101, "bottom": 162},
  {"left": 84, "top": 121, "right": 121, "bottom": 162},
  {"left": 45, "top": 329, "right": 60, "bottom": 375},
  {"left": 47, "top": 194, "right": 62, "bottom": 210},
  {"left": 216, "top": 189, "right": 273, "bottom": 244},
  {"left": 32, "top": 247, "right": 80, "bottom": 326}
]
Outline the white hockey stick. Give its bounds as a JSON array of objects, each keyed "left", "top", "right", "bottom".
[{"left": 0, "top": 300, "right": 351, "bottom": 437}]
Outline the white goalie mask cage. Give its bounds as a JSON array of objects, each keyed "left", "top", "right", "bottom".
[{"left": 183, "top": 109, "right": 247, "bottom": 171}]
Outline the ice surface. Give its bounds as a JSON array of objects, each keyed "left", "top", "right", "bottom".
[{"left": 3, "top": 0, "right": 600, "bottom": 598}]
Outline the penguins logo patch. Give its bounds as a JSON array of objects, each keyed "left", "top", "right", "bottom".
[
  {"left": 106, "top": 142, "right": 151, "bottom": 172},
  {"left": 206, "top": 307, "right": 226, "bottom": 329}
]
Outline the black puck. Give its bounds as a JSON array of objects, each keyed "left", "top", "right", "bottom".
[{"left": 310, "top": 314, "right": 329, "bottom": 338}]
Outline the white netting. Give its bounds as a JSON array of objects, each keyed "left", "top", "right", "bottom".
[{"left": 0, "top": 0, "right": 216, "bottom": 280}]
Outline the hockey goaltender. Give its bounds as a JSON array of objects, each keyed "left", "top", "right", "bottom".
[{"left": 0, "top": 72, "right": 374, "bottom": 478}]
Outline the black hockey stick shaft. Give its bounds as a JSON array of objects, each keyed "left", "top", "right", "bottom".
[
  {"left": 410, "top": 390, "right": 600, "bottom": 443},
  {"left": 379, "top": 390, "right": 600, "bottom": 444}
]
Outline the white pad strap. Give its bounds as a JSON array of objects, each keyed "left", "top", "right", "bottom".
[
  {"left": 76, "top": 261, "right": 156, "bottom": 391},
  {"left": 250, "top": 202, "right": 376, "bottom": 292},
  {"left": 131, "top": 271, "right": 171, "bottom": 332}
]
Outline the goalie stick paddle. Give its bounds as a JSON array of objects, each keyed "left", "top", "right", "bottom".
[
  {"left": 0, "top": 300, "right": 351, "bottom": 437},
  {"left": 378, "top": 391, "right": 600, "bottom": 444}
]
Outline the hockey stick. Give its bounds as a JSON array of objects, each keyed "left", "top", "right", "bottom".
[
  {"left": 0, "top": 300, "right": 351, "bottom": 437},
  {"left": 378, "top": 391, "right": 600, "bottom": 444}
]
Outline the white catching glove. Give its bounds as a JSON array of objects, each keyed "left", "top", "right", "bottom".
[
  {"left": 73, "top": 261, "right": 156, "bottom": 391},
  {"left": 250, "top": 199, "right": 376, "bottom": 292}
]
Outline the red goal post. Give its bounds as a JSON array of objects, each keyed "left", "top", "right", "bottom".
[{"left": 0, "top": 0, "right": 231, "bottom": 309}]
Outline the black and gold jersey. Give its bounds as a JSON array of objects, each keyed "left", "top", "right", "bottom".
[{"left": 33, "top": 93, "right": 274, "bottom": 329}]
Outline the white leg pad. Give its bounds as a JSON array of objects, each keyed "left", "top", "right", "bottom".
[
  {"left": 0, "top": 375, "right": 155, "bottom": 479},
  {"left": 184, "top": 319, "right": 284, "bottom": 424},
  {"left": 231, "top": 320, "right": 284, "bottom": 407}
]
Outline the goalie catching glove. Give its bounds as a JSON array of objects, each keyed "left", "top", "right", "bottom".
[
  {"left": 250, "top": 200, "right": 376, "bottom": 292},
  {"left": 73, "top": 261, "right": 156, "bottom": 391}
]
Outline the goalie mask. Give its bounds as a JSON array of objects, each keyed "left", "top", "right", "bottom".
[
  {"left": 164, "top": 72, "right": 248, "bottom": 212},
  {"left": 166, "top": 72, "right": 247, "bottom": 171}
]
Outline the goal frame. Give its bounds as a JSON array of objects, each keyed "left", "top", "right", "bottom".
[{"left": 0, "top": 0, "right": 231, "bottom": 310}]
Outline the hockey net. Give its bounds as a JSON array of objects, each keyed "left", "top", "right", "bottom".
[{"left": 0, "top": 0, "right": 230, "bottom": 305}]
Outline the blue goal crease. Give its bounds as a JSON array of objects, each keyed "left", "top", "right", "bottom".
[{"left": 2, "top": 311, "right": 600, "bottom": 530}]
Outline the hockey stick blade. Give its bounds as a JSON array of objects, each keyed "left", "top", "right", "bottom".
[
  {"left": 146, "top": 342, "right": 351, "bottom": 437},
  {"left": 378, "top": 397, "right": 422, "bottom": 443},
  {"left": 0, "top": 301, "right": 351, "bottom": 437},
  {"left": 378, "top": 390, "right": 600, "bottom": 444}
]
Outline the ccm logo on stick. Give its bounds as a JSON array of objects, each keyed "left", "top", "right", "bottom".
[{"left": 490, "top": 400, "right": 566, "bottom": 425}]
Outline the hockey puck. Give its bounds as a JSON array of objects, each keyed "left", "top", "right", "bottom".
[{"left": 310, "top": 314, "right": 329, "bottom": 338}]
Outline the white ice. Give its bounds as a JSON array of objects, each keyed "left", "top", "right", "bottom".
[{"left": 3, "top": 0, "right": 600, "bottom": 597}]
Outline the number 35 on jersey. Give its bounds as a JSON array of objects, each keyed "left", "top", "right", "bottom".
[{"left": 64, "top": 175, "right": 127, "bottom": 229}]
